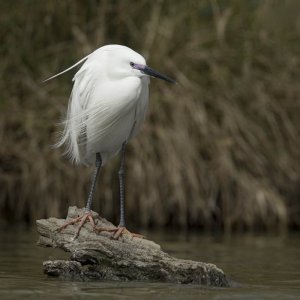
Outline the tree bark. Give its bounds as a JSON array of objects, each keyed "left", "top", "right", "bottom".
[{"left": 36, "top": 206, "right": 230, "bottom": 286}]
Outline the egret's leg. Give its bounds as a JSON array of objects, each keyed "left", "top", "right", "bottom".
[
  {"left": 57, "top": 153, "right": 102, "bottom": 238},
  {"left": 94, "top": 144, "right": 143, "bottom": 240},
  {"left": 113, "top": 143, "right": 143, "bottom": 239},
  {"left": 118, "top": 142, "right": 126, "bottom": 227},
  {"left": 110, "top": 143, "right": 127, "bottom": 240},
  {"left": 86, "top": 152, "right": 102, "bottom": 211}
]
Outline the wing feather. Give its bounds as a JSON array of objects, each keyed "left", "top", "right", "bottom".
[{"left": 55, "top": 64, "right": 139, "bottom": 164}]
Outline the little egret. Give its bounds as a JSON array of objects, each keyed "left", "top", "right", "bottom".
[{"left": 46, "top": 44, "right": 175, "bottom": 239}]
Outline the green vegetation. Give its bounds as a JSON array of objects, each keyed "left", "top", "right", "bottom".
[{"left": 0, "top": 0, "right": 299, "bottom": 231}]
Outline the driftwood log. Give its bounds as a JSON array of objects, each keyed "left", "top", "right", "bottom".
[{"left": 36, "top": 206, "right": 230, "bottom": 286}]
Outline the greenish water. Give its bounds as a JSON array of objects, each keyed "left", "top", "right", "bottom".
[{"left": 0, "top": 229, "right": 299, "bottom": 299}]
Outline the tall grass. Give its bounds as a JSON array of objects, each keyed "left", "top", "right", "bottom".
[{"left": 0, "top": 0, "right": 299, "bottom": 231}]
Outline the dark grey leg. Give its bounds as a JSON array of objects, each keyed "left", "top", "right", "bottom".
[
  {"left": 118, "top": 143, "right": 126, "bottom": 227},
  {"left": 85, "top": 152, "right": 102, "bottom": 211},
  {"left": 94, "top": 144, "right": 143, "bottom": 239}
]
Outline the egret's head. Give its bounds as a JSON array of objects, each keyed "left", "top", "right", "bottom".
[{"left": 103, "top": 45, "right": 175, "bottom": 83}]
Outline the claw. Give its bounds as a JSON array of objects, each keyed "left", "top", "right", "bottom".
[
  {"left": 94, "top": 225, "right": 144, "bottom": 240},
  {"left": 57, "top": 211, "right": 96, "bottom": 239}
]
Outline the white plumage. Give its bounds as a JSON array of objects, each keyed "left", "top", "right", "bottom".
[
  {"left": 46, "top": 44, "right": 175, "bottom": 238},
  {"left": 53, "top": 45, "right": 149, "bottom": 165}
]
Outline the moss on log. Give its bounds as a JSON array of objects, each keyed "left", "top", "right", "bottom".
[{"left": 36, "top": 206, "right": 230, "bottom": 286}]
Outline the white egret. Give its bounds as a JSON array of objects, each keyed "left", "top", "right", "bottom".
[{"left": 46, "top": 44, "right": 175, "bottom": 239}]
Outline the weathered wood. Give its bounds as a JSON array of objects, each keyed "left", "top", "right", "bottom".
[{"left": 37, "top": 206, "right": 230, "bottom": 286}]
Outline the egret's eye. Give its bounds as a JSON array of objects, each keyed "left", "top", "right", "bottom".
[{"left": 130, "top": 62, "right": 134, "bottom": 67}]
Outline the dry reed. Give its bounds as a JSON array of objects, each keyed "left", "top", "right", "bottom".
[{"left": 0, "top": 0, "right": 299, "bottom": 231}]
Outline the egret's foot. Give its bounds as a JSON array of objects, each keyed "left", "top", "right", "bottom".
[
  {"left": 94, "top": 226, "right": 144, "bottom": 240},
  {"left": 57, "top": 210, "right": 96, "bottom": 239},
  {"left": 112, "top": 226, "right": 144, "bottom": 240}
]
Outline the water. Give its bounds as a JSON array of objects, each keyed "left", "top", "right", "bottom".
[{"left": 0, "top": 228, "right": 299, "bottom": 299}]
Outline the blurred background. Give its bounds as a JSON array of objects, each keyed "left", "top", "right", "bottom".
[{"left": 0, "top": 0, "right": 299, "bottom": 233}]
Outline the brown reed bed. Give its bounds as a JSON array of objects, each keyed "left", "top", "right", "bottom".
[{"left": 0, "top": 0, "right": 299, "bottom": 231}]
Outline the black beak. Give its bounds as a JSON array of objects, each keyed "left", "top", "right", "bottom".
[{"left": 132, "top": 63, "right": 176, "bottom": 84}]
